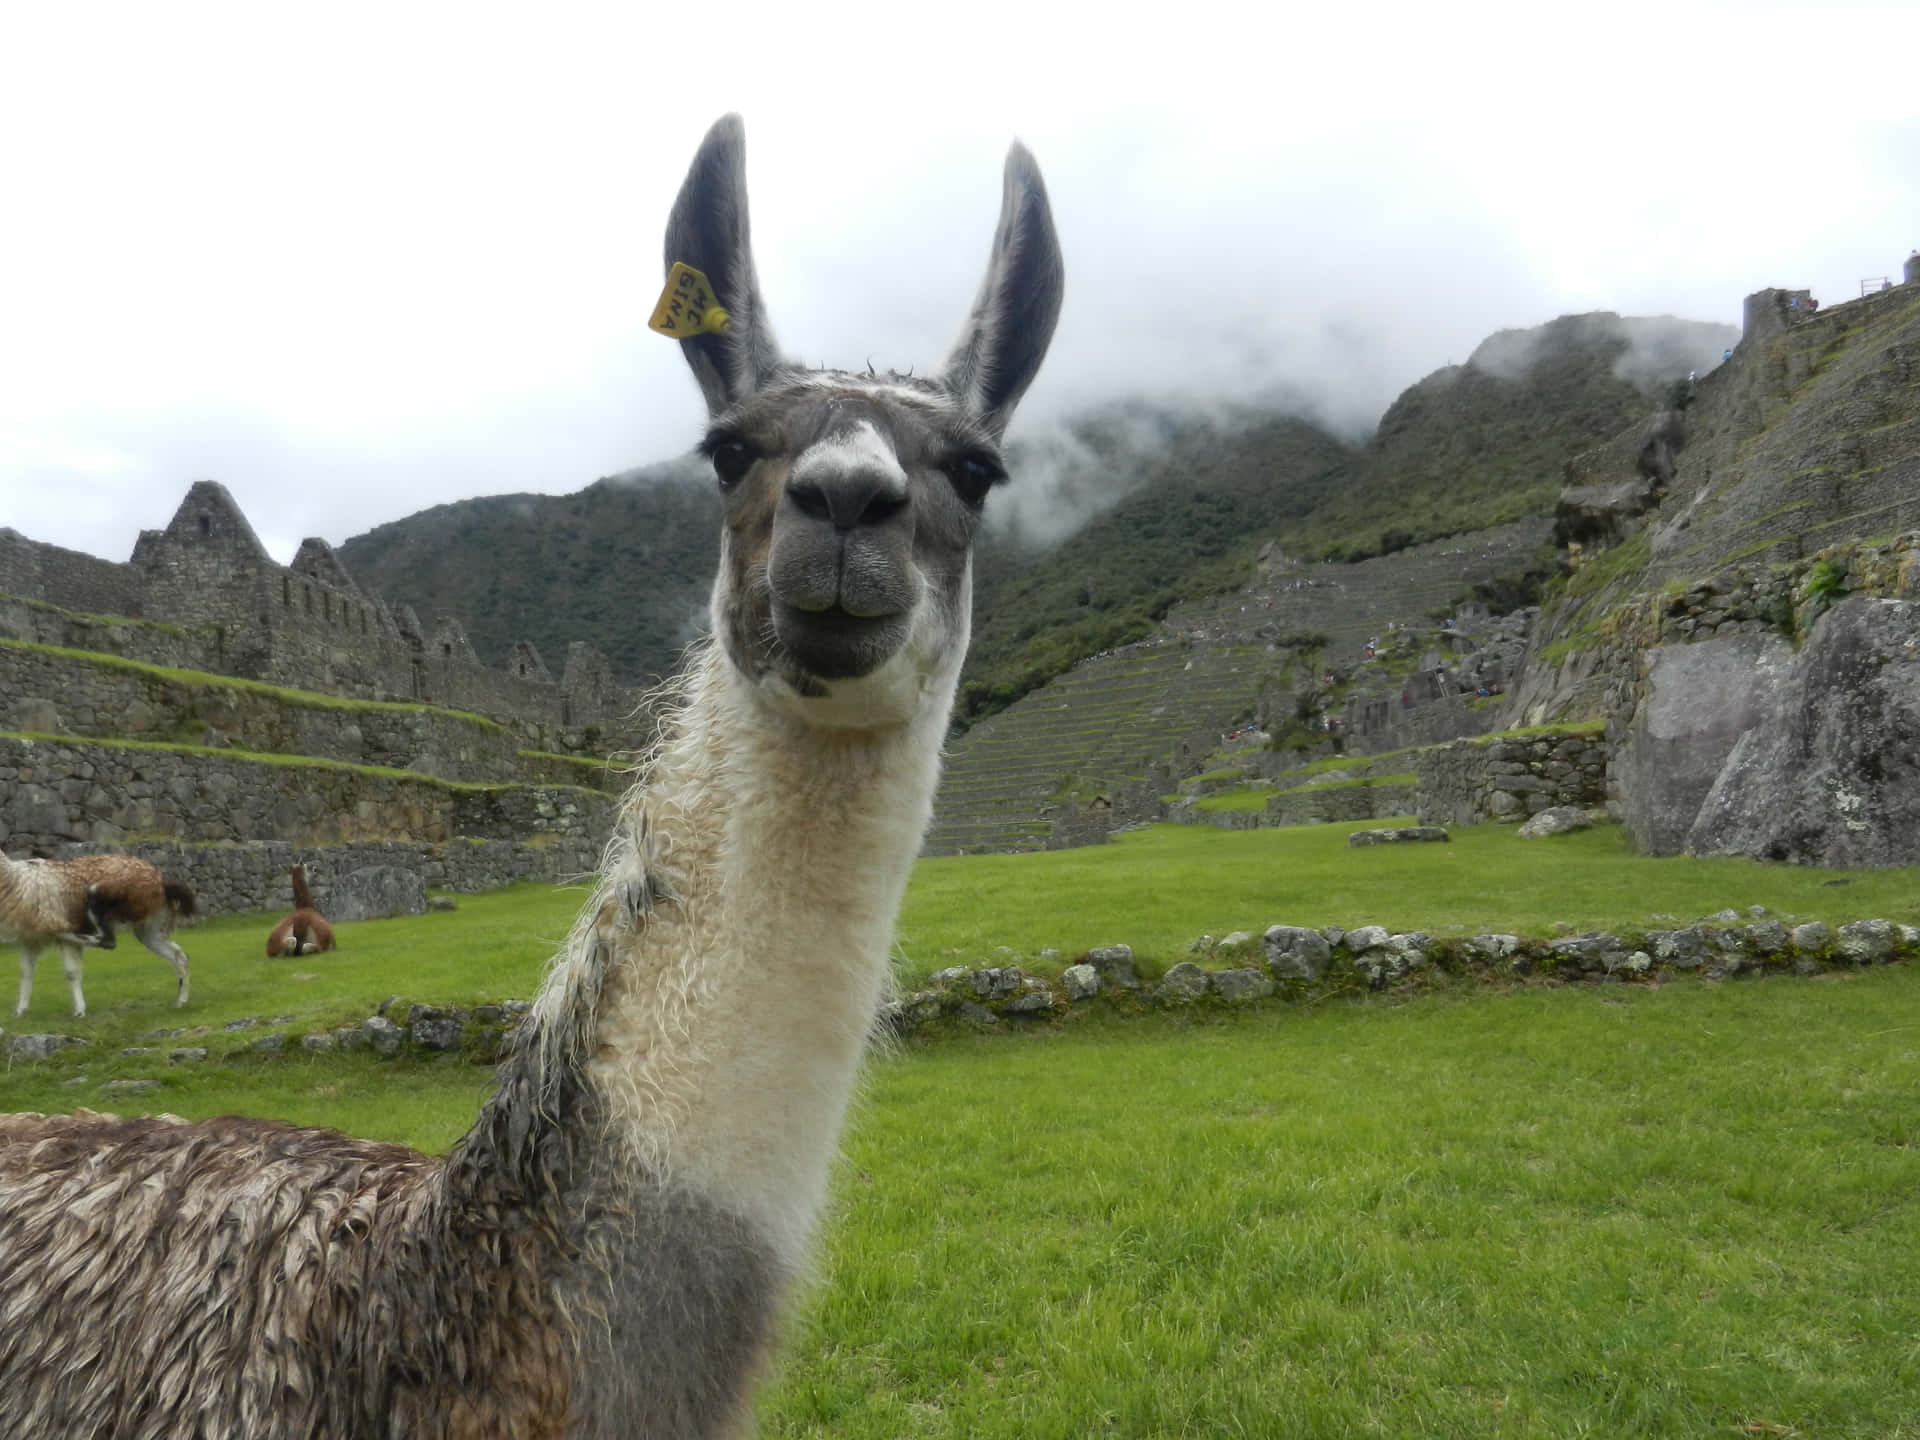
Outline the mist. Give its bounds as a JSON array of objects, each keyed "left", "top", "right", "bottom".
[{"left": 3, "top": 4, "right": 1915, "bottom": 568}]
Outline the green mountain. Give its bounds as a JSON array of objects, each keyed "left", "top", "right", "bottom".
[{"left": 336, "top": 311, "right": 1732, "bottom": 715}]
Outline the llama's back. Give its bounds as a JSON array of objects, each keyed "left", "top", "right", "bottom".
[{"left": 0, "top": 1109, "right": 570, "bottom": 1438}]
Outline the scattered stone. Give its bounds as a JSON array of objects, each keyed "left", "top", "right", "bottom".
[
  {"left": 1645, "top": 927, "right": 1707, "bottom": 969},
  {"left": 1836, "top": 919, "right": 1896, "bottom": 964},
  {"left": 1468, "top": 934, "right": 1522, "bottom": 960},
  {"left": 102, "top": 1078, "right": 161, "bottom": 1095},
  {"left": 1747, "top": 920, "right": 1788, "bottom": 956},
  {"left": 169, "top": 1047, "right": 209, "bottom": 1063},
  {"left": 1344, "top": 925, "right": 1391, "bottom": 952},
  {"left": 1263, "top": 925, "right": 1331, "bottom": 981},
  {"left": 301, "top": 1033, "right": 337, "bottom": 1053},
  {"left": 1188, "top": 935, "right": 1216, "bottom": 954},
  {"left": 927, "top": 966, "right": 970, "bottom": 989},
  {"left": 142, "top": 1027, "right": 186, "bottom": 1040},
  {"left": 1708, "top": 909, "right": 1742, "bottom": 924},
  {"left": 1218, "top": 931, "right": 1256, "bottom": 949},
  {"left": 1212, "top": 968, "right": 1275, "bottom": 1004},
  {"left": 1085, "top": 945, "right": 1137, "bottom": 988},
  {"left": 1516, "top": 806, "right": 1593, "bottom": 838},
  {"left": 971, "top": 968, "right": 1023, "bottom": 1001},
  {"left": 1155, "top": 962, "right": 1210, "bottom": 1003},
  {"left": 1749, "top": 905, "right": 1768, "bottom": 918},
  {"left": 1062, "top": 964, "right": 1101, "bottom": 1001},
  {"left": 1039, "top": 947, "right": 1059, "bottom": 960},
  {"left": 6, "top": 1034, "right": 86, "bottom": 1062},
  {"left": 335, "top": 1025, "right": 369, "bottom": 1051},
  {"left": 222, "top": 1017, "right": 258, "bottom": 1032},
  {"left": 251, "top": 1033, "right": 286, "bottom": 1054},
  {"left": 119, "top": 1046, "right": 154, "bottom": 1058},
  {"left": 1348, "top": 826, "right": 1449, "bottom": 846},
  {"left": 1321, "top": 926, "right": 1346, "bottom": 948},
  {"left": 61, "top": 1076, "right": 90, "bottom": 1088},
  {"left": 1790, "top": 921, "right": 1829, "bottom": 954},
  {"left": 1002, "top": 980, "right": 1054, "bottom": 1014},
  {"left": 426, "top": 895, "right": 458, "bottom": 912},
  {"left": 1550, "top": 935, "right": 1623, "bottom": 973},
  {"left": 362, "top": 1015, "right": 404, "bottom": 1057}
]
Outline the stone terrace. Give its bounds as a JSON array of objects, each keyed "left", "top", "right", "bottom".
[{"left": 925, "top": 521, "right": 1551, "bottom": 854}]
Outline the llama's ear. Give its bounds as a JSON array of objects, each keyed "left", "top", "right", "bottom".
[
  {"left": 942, "top": 142, "right": 1065, "bottom": 439},
  {"left": 662, "top": 114, "right": 788, "bottom": 416}
]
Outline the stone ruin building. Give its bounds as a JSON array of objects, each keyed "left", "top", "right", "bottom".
[{"left": 0, "top": 480, "right": 640, "bottom": 745}]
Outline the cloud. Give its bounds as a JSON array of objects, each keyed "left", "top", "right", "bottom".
[{"left": 2, "top": 3, "right": 1916, "bottom": 568}]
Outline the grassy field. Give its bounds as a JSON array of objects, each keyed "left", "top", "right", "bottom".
[{"left": 7, "top": 821, "right": 1920, "bottom": 1434}]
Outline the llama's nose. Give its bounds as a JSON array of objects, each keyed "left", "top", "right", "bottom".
[{"left": 786, "top": 466, "right": 908, "bottom": 533}]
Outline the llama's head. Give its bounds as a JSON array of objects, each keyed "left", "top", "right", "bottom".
[{"left": 664, "top": 114, "right": 1063, "bottom": 730}]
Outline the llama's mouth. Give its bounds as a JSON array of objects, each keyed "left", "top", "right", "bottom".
[{"left": 772, "top": 602, "right": 910, "bottom": 681}]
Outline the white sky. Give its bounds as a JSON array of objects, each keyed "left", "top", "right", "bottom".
[{"left": 3, "top": 1, "right": 1916, "bottom": 564}]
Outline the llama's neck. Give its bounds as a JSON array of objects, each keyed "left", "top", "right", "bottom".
[{"left": 525, "top": 642, "right": 951, "bottom": 1271}]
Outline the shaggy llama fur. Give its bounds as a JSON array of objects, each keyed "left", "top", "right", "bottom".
[
  {"left": 266, "top": 864, "right": 336, "bottom": 957},
  {"left": 1, "top": 850, "right": 195, "bottom": 1017},
  {"left": 0, "top": 112, "right": 1062, "bottom": 1438}
]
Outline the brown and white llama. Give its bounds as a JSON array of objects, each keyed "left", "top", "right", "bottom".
[
  {"left": 266, "top": 863, "right": 336, "bottom": 957},
  {"left": 0, "top": 113, "right": 1062, "bottom": 1437},
  {"left": 0, "top": 849, "right": 195, "bottom": 1016}
]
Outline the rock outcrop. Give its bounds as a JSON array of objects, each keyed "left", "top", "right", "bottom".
[{"left": 1687, "top": 597, "right": 1920, "bottom": 865}]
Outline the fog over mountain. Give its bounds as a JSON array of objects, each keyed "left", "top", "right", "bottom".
[{"left": 3, "top": 5, "right": 1916, "bottom": 567}]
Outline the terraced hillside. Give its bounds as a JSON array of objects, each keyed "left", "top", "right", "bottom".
[
  {"left": 926, "top": 522, "right": 1552, "bottom": 854},
  {"left": 1649, "top": 282, "right": 1920, "bottom": 580},
  {"left": 924, "top": 639, "right": 1269, "bottom": 855}
]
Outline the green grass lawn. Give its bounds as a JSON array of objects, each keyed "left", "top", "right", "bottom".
[
  {"left": 897, "top": 820, "right": 1920, "bottom": 985},
  {"left": 10, "top": 822, "right": 1920, "bottom": 1435}
]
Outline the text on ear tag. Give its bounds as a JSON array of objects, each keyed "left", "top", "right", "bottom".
[{"left": 649, "top": 262, "right": 731, "bottom": 338}]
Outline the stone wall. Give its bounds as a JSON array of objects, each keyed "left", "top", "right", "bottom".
[
  {"left": 0, "top": 482, "right": 649, "bottom": 748},
  {"left": 1415, "top": 730, "right": 1608, "bottom": 826},
  {"left": 61, "top": 836, "right": 602, "bottom": 917},
  {"left": 0, "top": 641, "right": 623, "bottom": 792},
  {"left": 0, "top": 736, "right": 615, "bottom": 852}
]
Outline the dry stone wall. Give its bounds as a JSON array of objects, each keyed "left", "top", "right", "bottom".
[
  {"left": 0, "top": 736, "right": 614, "bottom": 852},
  {"left": 1415, "top": 730, "right": 1608, "bottom": 826},
  {"left": 0, "top": 641, "right": 621, "bottom": 792},
  {"left": 61, "top": 836, "right": 600, "bottom": 917}
]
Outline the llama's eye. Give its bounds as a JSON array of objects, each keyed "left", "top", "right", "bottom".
[
  {"left": 709, "top": 440, "right": 755, "bottom": 489},
  {"left": 946, "top": 452, "right": 1005, "bottom": 507}
]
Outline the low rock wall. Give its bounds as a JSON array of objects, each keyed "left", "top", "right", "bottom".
[
  {"left": 1415, "top": 731, "right": 1608, "bottom": 826},
  {"left": 60, "top": 836, "right": 601, "bottom": 917}
]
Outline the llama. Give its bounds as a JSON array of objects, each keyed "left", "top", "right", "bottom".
[
  {"left": 0, "top": 113, "right": 1062, "bottom": 1437},
  {"left": 0, "top": 850, "right": 195, "bottom": 1017},
  {"left": 266, "top": 863, "right": 336, "bottom": 957}
]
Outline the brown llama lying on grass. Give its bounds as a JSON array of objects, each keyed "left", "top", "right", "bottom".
[
  {"left": 0, "top": 849, "right": 195, "bottom": 1017},
  {"left": 0, "top": 112, "right": 1062, "bottom": 1436},
  {"left": 266, "top": 864, "right": 335, "bottom": 957}
]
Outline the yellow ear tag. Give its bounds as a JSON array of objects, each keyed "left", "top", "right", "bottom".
[{"left": 649, "top": 261, "right": 731, "bottom": 338}]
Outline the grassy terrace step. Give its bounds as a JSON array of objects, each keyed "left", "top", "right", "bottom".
[
  {"left": 0, "top": 730, "right": 600, "bottom": 800},
  {"left": 0, "top": 636, "right": 509, "bottom": 735},
  {"left": 929, "top": 638, "right": 1277, "bottom": 853}
]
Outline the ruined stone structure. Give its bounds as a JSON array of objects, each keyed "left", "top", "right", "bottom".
[{"left": 0, "top": 481, "right": 641, "bottom": 745}]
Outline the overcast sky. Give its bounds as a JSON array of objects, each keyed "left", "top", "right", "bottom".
[{"left": 3, "top": 1, "right": 1916, "bottom": 565}]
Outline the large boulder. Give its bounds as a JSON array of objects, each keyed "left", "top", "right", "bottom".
[
  {"left": 1687, "top": 598, "right": 1920, "bottom": 866},
  {"left": 325, "top": 866, "right": 429, "bottom": 923},
  {"left": 1613, "top": 631, "right": 1794, "bottom": 854}
]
